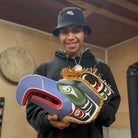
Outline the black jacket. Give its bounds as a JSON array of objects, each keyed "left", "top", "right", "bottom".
[{"left": 26, "top": 49, "right": 121, "bottom": 138}]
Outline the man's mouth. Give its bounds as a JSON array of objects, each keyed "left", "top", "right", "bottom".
[{"left": 65, "top": 41, "right": 78, "bottom": 48}]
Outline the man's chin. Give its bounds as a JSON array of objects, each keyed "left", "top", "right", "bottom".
[{"left": 66, "top": 50, "right": 78, "bottom": 57}]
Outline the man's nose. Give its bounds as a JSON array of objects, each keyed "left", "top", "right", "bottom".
[{"left": 67, "top": 32, "right": 74, "bottom": 39}]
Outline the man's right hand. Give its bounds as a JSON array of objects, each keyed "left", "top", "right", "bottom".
[{"left": 47, "top": 114, "right": 67, "bottom": 130}]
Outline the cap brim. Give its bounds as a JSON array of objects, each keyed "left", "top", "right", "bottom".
[{"left": 52, "top": 25, "right": 92, "bottom": 37}]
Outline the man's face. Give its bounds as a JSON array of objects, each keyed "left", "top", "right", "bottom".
[{"left": 58, "top": 25, "right": 87, "bottom": 57}]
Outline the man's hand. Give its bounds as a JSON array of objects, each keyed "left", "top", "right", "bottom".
[{"left": 47, "top": 114, "right": 67, "bottom": 130}]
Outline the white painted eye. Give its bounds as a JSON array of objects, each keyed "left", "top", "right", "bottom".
[
  {"left": 66, "top": 87, "right": 72, "bottom": 93},
  {"left": 74, "top": 110, "right": 80, "bottom": 116},
  {"left": 62, "top": 86, "right": 79, "bottom": 98}
]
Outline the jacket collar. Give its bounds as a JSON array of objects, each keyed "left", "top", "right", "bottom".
[{"left": 55, "top": 48, "right": 95, "bottom": 59}]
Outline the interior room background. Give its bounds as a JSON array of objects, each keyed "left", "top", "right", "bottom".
[{"left": 0, "top": 19, "right": 137, "bottom": 138}]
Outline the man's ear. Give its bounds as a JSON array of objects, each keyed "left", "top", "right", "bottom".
[
  {"left": 84, "top": 32, "right": 88, "bottom": 38},
  {"left": 83, "top": 28, "right": 88, "bottom": 38}
]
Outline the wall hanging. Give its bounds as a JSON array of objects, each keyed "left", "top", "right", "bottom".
[{"left": 0, "top": 47, "right": 35, "bottom": 83}]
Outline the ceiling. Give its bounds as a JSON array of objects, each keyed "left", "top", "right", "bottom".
[{"left": 0, "top": 0, "right": 138, "bottom": 48}]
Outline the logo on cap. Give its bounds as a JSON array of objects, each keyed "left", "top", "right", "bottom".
[{"left": 66, "top": 11, "right": 74, "bottom": 15}]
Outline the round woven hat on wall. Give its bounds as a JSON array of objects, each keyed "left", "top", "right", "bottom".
[{"left": 0, "top": 47, "right": 35, "bottom": 83}]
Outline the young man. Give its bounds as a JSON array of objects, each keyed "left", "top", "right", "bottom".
[{"left": 26, "top": 7, "right": 121, "bottom": 138}]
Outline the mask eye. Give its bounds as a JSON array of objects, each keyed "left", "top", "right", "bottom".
[
  {"left": 74, "top": 110, "right": 80, "bottom": 116},
  {"left": 62, "top": 86, "right": 79, "bottom": 98},
  {"left": 66, "top": 87, "right": 72, "bottom": 93}
]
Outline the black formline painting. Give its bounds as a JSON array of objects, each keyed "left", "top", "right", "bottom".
[{"left": 0, "top": 97, "right": 5, "bottom": 137}]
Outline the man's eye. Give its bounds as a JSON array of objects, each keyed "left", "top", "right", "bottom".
[
  {"left": 60, "top": 30, "right": 68, "bottom": 34},
  {"left": 73, "top": 29, "right": 80, "bottom": 33}
]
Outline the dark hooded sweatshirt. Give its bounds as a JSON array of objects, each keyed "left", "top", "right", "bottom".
[{"left": 26, "top": 48, "right": 121, "bottom": 138}]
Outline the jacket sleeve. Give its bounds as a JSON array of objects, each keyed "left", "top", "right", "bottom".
[
  {"left": 95, "top": 61, "right": 121, "bottom": 127},
  {"left": 26, "top": 64, "right": 55, "bottom": 134}
]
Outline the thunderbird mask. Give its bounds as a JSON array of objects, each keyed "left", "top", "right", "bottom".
[{"left": 16, "top": 67, "right": 114, "bottom": 126}]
